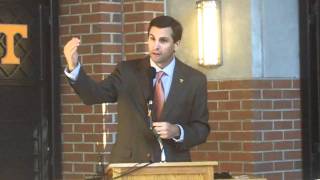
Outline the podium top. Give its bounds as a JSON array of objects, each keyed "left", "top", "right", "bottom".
[{"left": 109, "top": 161, "right": 218, "bottom": 168}]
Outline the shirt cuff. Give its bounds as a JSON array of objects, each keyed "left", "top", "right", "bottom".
[
  {"left": 172, "top": 124, "right": 184, "bottom": 142},
  {"left": 64, "top": 63, "right": 81, "bottom": 81}
]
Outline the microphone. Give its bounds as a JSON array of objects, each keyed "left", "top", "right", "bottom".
[{"left": 148, "top": 67, "right": 156, "bottom": 100}]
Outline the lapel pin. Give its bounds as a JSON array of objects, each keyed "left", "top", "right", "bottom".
[{"left": 179, "top": 78, "right": 184, "bottom": 83}]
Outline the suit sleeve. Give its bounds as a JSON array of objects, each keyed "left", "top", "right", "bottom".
[
  {"left": 176, "top": 74, "right": 210, "bottom": 150},
  {"left": 69, "top": 63, "right": 123, "bottom": 105}
]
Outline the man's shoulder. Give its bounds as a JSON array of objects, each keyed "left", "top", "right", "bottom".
[
  {"left": 176, "top": 58, "right": 206, "bottom": 80},
  {"left": 117, "top": 57, "right": 148, "bottom": 69}
]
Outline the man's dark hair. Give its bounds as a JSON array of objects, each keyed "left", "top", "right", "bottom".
[{"left": 148, "top": 16, "right": 183, "bottom": 43}]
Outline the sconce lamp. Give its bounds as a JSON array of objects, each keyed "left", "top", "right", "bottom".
[{"left": 197, "top": 0, "right": 222, "bottom": 66}]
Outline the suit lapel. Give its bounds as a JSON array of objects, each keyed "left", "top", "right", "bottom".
[
  {"left": 128, "top": 57, "right": 151, "bottom": 122},
  {"left": 161, "top": 59, "right": 186, "bottom": 122}
]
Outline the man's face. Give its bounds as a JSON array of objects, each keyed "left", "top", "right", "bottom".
[{"left": 148, "top": 26, "right": 180, "bottom": 68}]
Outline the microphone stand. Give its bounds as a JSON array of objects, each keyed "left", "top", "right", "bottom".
[{"left": 147, "top": 100, "right": 166, "bottom": 162}]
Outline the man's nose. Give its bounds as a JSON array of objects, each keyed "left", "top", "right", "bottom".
[{"left": 154, "top": 41, "right": 160, "bottom": 49}]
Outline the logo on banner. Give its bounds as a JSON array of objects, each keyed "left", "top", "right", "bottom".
[{"left": 0, "top": 24, "right": 28, "bottom": 64}]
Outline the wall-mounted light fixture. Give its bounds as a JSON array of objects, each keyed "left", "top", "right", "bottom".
[{"left": 197, "top": 0, "right": 222, "bottom": 66}]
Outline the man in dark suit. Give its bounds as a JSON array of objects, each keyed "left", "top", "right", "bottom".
[{"left": 63, "top": 16, "right": 209, "bottom": 163}]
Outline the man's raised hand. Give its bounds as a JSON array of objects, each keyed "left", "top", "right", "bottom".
[{"left": 63, "top": 37, "right": 80, "bottom": 71}]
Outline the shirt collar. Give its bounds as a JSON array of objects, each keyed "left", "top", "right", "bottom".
[{"left": 149, "top": 57, "right": 176, "bottom": 78}]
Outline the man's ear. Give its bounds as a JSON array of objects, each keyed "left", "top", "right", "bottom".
[{"left": 174, "top": 40, "right": 181, "bottom": 51}]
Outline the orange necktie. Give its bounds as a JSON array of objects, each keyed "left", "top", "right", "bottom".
[{"left": 153, "top": 71, "right": 165, "bottom": 121}]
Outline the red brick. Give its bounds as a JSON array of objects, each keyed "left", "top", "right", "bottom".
[
  {"left": 125, "top": 33, "right": 147, "bottom": 43},
  {"left": 136, "top": 22, "right": 150, "bottom": 32},
  {"left": 209, "top": 112, "right": 228, "bottom": 120},
  {"left": 254, "top": 162, "right": 273, "bottom": 172},
  {"left": 74, "top": 164, "right": 94, "bottom": 172},
  {"left": 124, "top": 24, "right": 135, "bottom": 33},
  {"left": 244, "top": 142, "right": 273, "bottom": 151},
  {"left": 93, "top": 24, "right": 122, "bottom": 33},
  {"left": 81, "top": 34, "right": 111, "bottom": 44},
  {"left": 209, "top": 132, "right": 229, "bottom": 141},
  {"left": 63, "top": 144, "right": 74, "bottom": 152},
  {"left": 207, "top": 152, "right": 230, "bottom": 161},
  {"left": 123, "top": 3, "right": 134, "bottom": 12},
  {"left": 283, "top": 111, "right": 300, "bottom": 119},
  {"left": 60, "top": 6, "right": 70, "bottom": 15},
  {"left": 284, "top": 171, "right": 302, "bottom": 180},
  {"left": 220, "top": 122, "right": 242, "bottom": 131},
  {"left": 71, "top": 24, "right": 90, "bottom": 34},
  {"left": 63, "top": 153, "right": 83, "bottom": 161},
  {"left": 263, "top": 111, "right": 281, "bottom": 119},
  {"left": 190, "top": 151, "right": 207, "bottom": 161},
  {"left": 264, "top": 131, "right": 283, "bottom": 140},
  {"left": 264, "top": 173, "right": 283, "bottom": 180},
  {"left": 62, "top": 124, "right": 73, "bottom": 133},
  {"left": 285, "top": 151, "right": 301, "bottom": 160},
  {"left": 71, "top": 4, "right": 90, "bottom": 14},
  {"left": 230, "top": 111, "right": 254, "bottom": 120},
  {"left": 94, "top": 124, "right": 117, "bottom": 133},
  {"left": 73, "top": 105, "right": 93, "bottom": 113},
  {"left": 74, "top": 144, "right": 94, "bottom": 152},
  {"left": 273, "top": 80, "right": 292, "bottom": 88},
  {"left": 275, "top": 161, "right": 294, "bottom": 170},
  {"left": 230, "top": 90, "right": 261, "bottom": 99},
  {"left": 62, "top": 115, "right": 82, "bottom": 123},
  {"left": 207, "top": 81, "right": 218, "bottom": 90},
  {"left": 284, "top": 130, "right": 301, "bottom": 139},
  {"left": 78, "top": 45, "right": 91, "bottom": 54},
  {"left": 83, "top": 114, "right": 113, "bottom": 123},
  {"left": 62, "top": 105, "right": 72, "bottom": 113},
  {"left": 274, "top": 121, "right": 293, "bottom": 129},
  {"left": 218, "top": 101, "right": 240, "bottom": 110},
  {"left": 293, "top": 80, "right": 300, "bottom": 88},
  {"left": 220, "top": 162, "right": 243, "bottom": 172},
  {"left": 293, "top": 100, "right": 300, "bottom": 109},
  {"left": 208, "top": 91, "right": 228, "bottom": 100},
  {"left": 135, "top": 2, "right": 164, "bottom": 12},
  {"left": 263, "top": 152, "right": 283, "bottom": 161},
  {"left": 231, "top": 152, "right": 262, "bottom": 161},
  {"left": 273, "top": 100, "right": 292, "bottom": 109},
  {"left": 124, "top": 12, "right": 154, "bottom": 22},
  {"left": 198, "top": 142, "right": 218, "bottom": 151},
  {"left": 242, "top": 100, "right": 272, "bottom": 110},
  {"left": 93, "top": 44, "right": 122, "bottom": 53},
  {"left": 62, "top": 94, "right": 82, "bottom": 104},
  {"left": 274, "top": 141, "right": 294, "bottom": 150},
  {"left": 82, "top": 54, "right": 112, "bottom": 64},
  {"left": 60, "top": 26, "right": 70, "bottom": 35},
  {"left": 231, "top": 132, "right": 262, "bottom": 141},
  {"left": 81, "top": 14, "right": 110, "bottom": 23},
  {"left": 75, "top": 124, "right": 94, "bottom": 133},
  {"left": 263, "top": 90, "right": 282, "bottom": 99},
  {"left": 243, "top": 121, "right": 272, "bottom": 130},
  {"left": 62, "top": 163, "right": 73, "bottom": 172},
  {"left": 92, "top": 3, "right": 122, "bottom": 12},
  {"left": 282, "top": 90, "right": 300, "bottom": 99},
  {"left": 220, "top": 142, "right": 242, "bottom": 151},
  {"left": 208, "top": 102, "right": 217, "bottom": 111},
  {"left": 60, "top": 15, "right": 80, "bottom": 25},
  {"left": 63, "top": 133, "right": 82, "bottom": 142}
]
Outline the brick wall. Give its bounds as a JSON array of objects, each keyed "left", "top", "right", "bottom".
[
  {"left": 59, "top": 0, "right": 302, "bottom": 179},
  {"left": 191, "top": 80, "right": 302, "bottom": 179}
]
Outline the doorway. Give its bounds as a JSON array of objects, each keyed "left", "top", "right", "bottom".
[{"left": 0, "top": 0, "right": 61, "bottom": 179}]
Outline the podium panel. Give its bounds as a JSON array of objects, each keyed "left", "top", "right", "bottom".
[{"left": 106, "top": 161, "right": 218, "bottom": 180}]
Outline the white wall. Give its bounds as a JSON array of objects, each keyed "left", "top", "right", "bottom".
[{"left": 166, "top": 0, "right": 299, "bottom": 80}]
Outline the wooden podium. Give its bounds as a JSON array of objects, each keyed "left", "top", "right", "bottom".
[{"left": 105, "top": 161, "right": 218, "bottom": 180}]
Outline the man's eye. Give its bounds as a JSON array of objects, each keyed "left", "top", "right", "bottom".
[{"left": 149, "top": 36, "right": 155, "bottom": 41}]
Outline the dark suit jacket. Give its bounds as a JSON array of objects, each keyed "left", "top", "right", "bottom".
[{"left": 70, "top": 56, "right": 210, "bottom": 163}]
